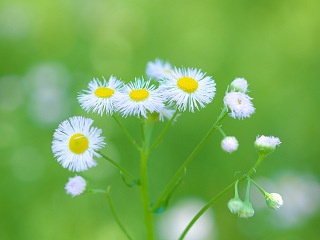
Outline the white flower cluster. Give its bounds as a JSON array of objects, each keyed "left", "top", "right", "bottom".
[
  {"left": 52, "top": 59, "right": 218, "bottom": 174},
  {"left": 223, "top": 78, "right": 255, "bottom": 119},
  {"left": 78, "top": 59, "right": 217, "bottom": 118}
]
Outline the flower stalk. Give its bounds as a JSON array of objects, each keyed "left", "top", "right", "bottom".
[{"left": 152, "top": 107, "right": 228, "bottom": 212}]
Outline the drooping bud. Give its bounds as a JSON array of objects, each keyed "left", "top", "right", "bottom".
[{"left": 265, "top": 192, "right": 284, "bottom": 210}]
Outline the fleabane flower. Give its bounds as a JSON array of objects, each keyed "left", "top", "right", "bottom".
[
  {"left": 78, "top": 76, "right": 123, "bottom": 116},
  {"left": 228, "top": 180, "right": 243, "bottom": 214},
  {"left": 223, "top": 91, "right": 255, "bottom": 119},
  {"left": 228, "top": 197, "right": 243, "bottom": 214},
  {"left": 114, "top": 77, "right": 164, "bottom": 118},
  {"left": 255, "top": 135, "right": 281, "bottom": 155},
  {"left": 65, "top": 176, "right": 86, "bottom": 197},
  {"left": 238, "top": 201, "right": 255, "bottom": 218},
  {"left": 265, "top": 192, "right": 284, "bottom": 210},
  {"left": 160, "top": 67, "right": 216, "bottom": 112},
  {"left": 221, "top": 136, "right": 239, "bottom": 153},
  {"left": 146, "top": 58, "right": 173, "bottom": 80},
  {"left": 52, "top": 116, "right": 105, "bottom": 172},
  {"left": 230, "top": 77, "right": 249, "bottom": 93}
]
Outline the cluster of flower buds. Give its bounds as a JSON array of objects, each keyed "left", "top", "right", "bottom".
[
  {"left": 220, "top": 77, "right": 256, "bottom": 154},
  {"left": 223, "top": 77, "right": 255, "bottom": 120},
  {"left": 228, "top": 179, "right": 255, "bottom": 218},
  {"left": 228, "top": 135, "right": 283, "bottom": 217}
]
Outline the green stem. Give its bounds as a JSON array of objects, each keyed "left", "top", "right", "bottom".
[
  {"left": 99, "top": 151, "right": 138, "bottom": 184},
  {"left": 250, "top": 178, "right": 267, "bottom": 197},
  {"left": 234, "top": 179, "right": 239, "bottom": 198},
  {"left": 214, "top": 125, "right": 227, "bottom": 138},
  {"left": 88, "top": 188, "right": 133, "bottom": 240},
  {"left": 152, "top": 107, "right": 228, "bottom": 211},
  {"left": 244, "top": 177, "right": 251, "bottom": 202},
  {"left": 149, "top": 109, "right": 179, "bottom": 152},
  {"left": 106, "top": 188, "right": 133, "bottom": 240},
  {"left": 179, "top": 154, "right": 266, "bottom": 239},
  {"left": 139, "top": 120, "right": 154, "bottom": 239},
  {"left": 113, "top": 115, "right": 141, "bottom": 150}
]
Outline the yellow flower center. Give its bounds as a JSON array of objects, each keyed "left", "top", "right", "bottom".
[
  {"left": 94, "top": 87, "right": 114, "bottom": 98},
  {"left": 69, "top": 133, "right": 89, "bottom": 154},
  {"left": 177, "top": 77, "right": 198, "bottom": 93},
  {"left": 129, "top": 89, "right": 149, "bottom": 101}
]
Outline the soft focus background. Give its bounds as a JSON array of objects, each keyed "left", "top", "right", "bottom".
[{"left": 1, "top": 0, "right": 320, "bottom": 239}]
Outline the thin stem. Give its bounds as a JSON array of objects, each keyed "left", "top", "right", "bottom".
[
  {"left": 234, "top": 179, "right": 239, "bottom": 198},
  {"left": 149, "top": 109, "right": 179, "bottom": 152},
  {"left": 113, "top": 115, "right": 141, "bottom": 150},
  {"left": 139, "top": 120, "right": 154, "bottom": 239},
  {"left": 106, "top": 188, "right": 133, "bottom": 240},
  {"left": 244, "top": 177, "right": 251, "bottom": 202},
  {"left": 250, "top": 178, "right": 267, "bottom": 196},
  {"left": 178, "top": 179, "right": 240, "bottom": 240},
  {"left": 99, "top": 151, "right": 138, "bottom": 184},
  {"left": 152, "top": 107, "right": 228, "bottom": 211},
  {"left": 214, "top": 125, "right": 227, "bottom": 138},
  {"left": 88, "top": 188, "right": 133, "bottom": 240},
  {"left": 247, "top": 153, "right": 266, "bottom": 176},
  {"left": 179, "top": 154, "right": 266, "bottom": 239}
]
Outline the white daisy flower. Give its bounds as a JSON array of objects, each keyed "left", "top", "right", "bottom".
[
  {"left": 221, "top": 136, "right": 239, "bottom": 153},
  {"left": 146, "top": 58, "right": 173, "bottom": 80},
  {"left": 230, "top": 77, "right": 249, "bottom": 93},
  {"left": 114, "top": 77, "right": 164, "bottom": 118},
  {"left": 160, "top": 67, "right": 216, "bottom": 112},
  {"left": 78, "top": 76, "right": 123, "bottom": 116},
  {"left": 223, "top": 92, "right": 255, "bottom": 119},
  {"left": 65, "top": 175, "right": 86, "bottom": 197},
  {"left": 52, "top": 116, "right": 105, "bottom": 172}
]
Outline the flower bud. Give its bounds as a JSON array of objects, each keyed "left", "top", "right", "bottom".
[
  {"left": 255, "top": 135, "right": 281, "bottom": 156},
  {"left": 265, "top": 193, "right": 283, "bottom": 210},
  {"left": 228, "top": 197, "right": 243, "bottom": 214},
  {"left": 221, "top": 136, "right": 239, "bottom": 153},
  {"left": 238, "top": 201, "right": 255, "bottom": 218},
  {"left": 65, "top": 176, "right": 87, "bottom": 197},
  {"left": 230, "top": 77, "right": 248, "bottom": 93}
]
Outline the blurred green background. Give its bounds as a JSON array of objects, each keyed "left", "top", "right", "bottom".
[{"left": 1, "top": 0, "right": 320, "bottom": 239}]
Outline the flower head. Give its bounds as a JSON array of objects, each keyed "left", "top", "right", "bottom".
[
  {"left": 223, "top": 91, "right": 255, "bottom": 119},
  {"left": 78, "top": 76, "right": 123, "bottom": 116},
  {"left": 265, "top": 192, "right": 284, "bottom": 210},
  {"left": 146, "top": 58, "right": 173, "bottom": 80},
  {"left": 255, "top": 135, "right": 281, "bottom": 155},
  {"left": 228, "top": 197, "right": 243, "bottom": 214},
  {"left": 230, "top": 77, "right": 249, "bottom": 93},
  {"left": 114, "top": 77, "right": 164, "bottom": 118},
  {"left": 65, "top": 176, "right": 86, "bottom": 197},
  {"left": 238, "top": 201, "right": 255, "bottom": 218},
  {"left": 52, "top": 116, "right": 105, "bottom": 172},
  {"left": 160, "top": 67, "right": 216, "bottom": 112},
  {"left": 221, "top": 136, "right": 239, "bottom": 153}
]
